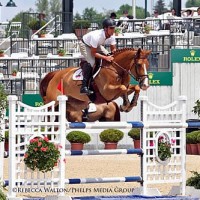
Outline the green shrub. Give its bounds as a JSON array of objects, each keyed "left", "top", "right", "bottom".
[
  {"left": 186, "top": 171, "right": 200, "bottom": 189},
  {"left": 197, "top": 132, "right": 200, "bottom": 143},
  {"left": 186, "top": 133, "right": 194, "bottom": 144},
  {"left": 28, "top": 19, "right": 46, "bottom": 30},
  {"left": 57, "top": 48, "right": 66, "bottom": 54},
  {"left": 115, "top": 27, "right": 121, "bottom": 34},
  {"left": 188, "top": 131, "right": 199, "bottom": 144},
  {"left": 73, "top": 20, "right": 90, "bottom": 29},
  {"left": 128, "top": 128, "right": 140, "bottom": 140},
  {"left": 66, "top": 131, "right": 91, "bottom": 144},
  {"left": 192, "top": 99, "right": 200, "bottom": 118},
  {"left": 99, "top": 129, "right": 124, "bottom": 143}
]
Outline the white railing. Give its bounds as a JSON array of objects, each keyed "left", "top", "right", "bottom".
[{"left": 3, "top": 95, "right": 187, "bottom": 199}]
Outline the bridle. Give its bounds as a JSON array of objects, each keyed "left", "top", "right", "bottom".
[{"left": 111, "top": 55, "right": 149, "bottom": 82}]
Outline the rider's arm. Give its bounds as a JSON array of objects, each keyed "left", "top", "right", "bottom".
[
  {"left": 91, "top": 47, "right": 114, "bottom": 62},
  {"left": 110, "top": 44, "right": 116, "bottom": 54}
]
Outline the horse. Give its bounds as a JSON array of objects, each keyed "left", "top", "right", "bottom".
[
  {"left": 42, "top": 48, "right": 151, "bottom": 117},
  {"left": 40, "top": 71, "right": 120, "bottom": 122}
]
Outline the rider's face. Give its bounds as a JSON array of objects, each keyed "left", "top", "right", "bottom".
[{"left": 105, "top": 27, "right": 115, "bottom": 38}]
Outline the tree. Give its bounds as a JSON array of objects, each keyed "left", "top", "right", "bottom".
[
  {"left": 136, "top": 6, "right": 150, "bottom": 19},
  {"left": 154, "top": 0, "right": 168, "bottom": 14},
  {"left": 49, "top": 0, "right": 61, "bottom": 16},
  {"left": 74, "top": 12, "right": 82, "bottom": 21},
  {"left": 82, "top": 8, "right": 99, "bottom": 21},
  {"left": 81, "top": 7, "right": 105, "bottom": 25},
  {"left": 186, "top": 0, "right": 200, "bottom": 7},
  {"left": 168, "top": 1, "right": 173, "bottom": 10},
  {"left": 117, "top": 4, "right": 132, "bottom": 18},
  {"left": 35, "top": 0, "right": 49, "bottom": 19}
]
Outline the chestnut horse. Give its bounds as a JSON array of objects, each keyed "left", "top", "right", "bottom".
[
  {"left": 40, "top": 71, "right": 120, "bottom": 122},
  {"left": 42, "top": 48, "right": 151, "bottom": 119}
]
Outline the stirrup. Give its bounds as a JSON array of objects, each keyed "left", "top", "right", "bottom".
[{"left": 80, "top": 87, "right": 93, "bottom": 95}]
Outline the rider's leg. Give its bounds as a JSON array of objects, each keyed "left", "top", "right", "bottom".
[{"left": 80, "top": 62, "right": 93, "bottom": 95}]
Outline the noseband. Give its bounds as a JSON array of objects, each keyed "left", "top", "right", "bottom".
[{"left": 133, "top": 61, "right": 149, "bottom": 82}]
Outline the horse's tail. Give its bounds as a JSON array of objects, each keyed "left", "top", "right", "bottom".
[
  {"left": 113, "top": 101, "right": 121, "bottom": 121},
  {"left": 39, "top": 71, "right": 58, "bottom": 103}
]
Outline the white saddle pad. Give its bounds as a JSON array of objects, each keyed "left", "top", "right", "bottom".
[
  {"left": 82, "top": 102, "right": 97, "bottom": 113},
  {"left": 73, "top": 68, "right": 83, "bottom": 80},
  {"left": 72, "top": 67, "right": 101, "bottom": 81},
  {"left": 88, "top": 102, "right": 97, "bottom": 113}
]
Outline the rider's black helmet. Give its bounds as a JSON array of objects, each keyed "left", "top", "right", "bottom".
[{"left": 102, "top": 18, "right": 116, "bottom": 28}]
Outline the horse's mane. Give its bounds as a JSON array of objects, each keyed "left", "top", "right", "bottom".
[{"left": 113, "top": 48, "right": 138, "bottom": 57}]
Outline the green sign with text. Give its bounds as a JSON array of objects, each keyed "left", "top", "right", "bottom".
[
  {"left": 130, "top": 72, "right": 172, "bottom": 86},
  {"left": 171, "top": 49, "right": 200, "bottom": 63},
  {"left": 22, "top": 94, "right": 44, "bottom": 107}
]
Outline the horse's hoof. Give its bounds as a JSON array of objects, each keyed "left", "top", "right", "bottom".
[
  {"left": 132, "top": 102, "right": 137, "bottom": 107},
  {"left": 126, "top": 105, "right": 136, "bottom": 112},
  {"left": 120, "top": 105, "right": 126, "bottom": 112},
  {"left": 82, "top": 116, "right": 88, "bottom": 121}
]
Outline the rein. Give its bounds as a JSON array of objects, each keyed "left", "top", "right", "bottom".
[
  {"left": 112, "top": 60, "right": 136, "bottom": 80},
  {"left": 112, "top": 60, "right": 148, "bottom": 82}
]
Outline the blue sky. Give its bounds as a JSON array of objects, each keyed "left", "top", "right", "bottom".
[{"left": 0, "top": 0, "right": 187, "bottom": 22}]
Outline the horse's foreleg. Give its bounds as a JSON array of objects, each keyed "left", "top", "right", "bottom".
[
  {"left": 126, "top": 85, "right": 140, "bottom": 112},
  {"left": 119, "top": 94, "right": 130, "bottom": 112},
  {"left": 119, "top": 84, "right": 138, "bottom": 112}
]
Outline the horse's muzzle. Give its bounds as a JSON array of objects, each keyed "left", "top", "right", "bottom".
[{"left": 139, "top": 77, "right": 149, "bottom": 90}]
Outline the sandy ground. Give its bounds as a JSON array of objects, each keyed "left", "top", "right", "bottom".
[{"left": 3, "top": 155, "right": 200, "bottom": 198}]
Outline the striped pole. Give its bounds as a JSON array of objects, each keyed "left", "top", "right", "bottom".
[{"left": 65, "top": 149, "right": 143, "bottom": 156}]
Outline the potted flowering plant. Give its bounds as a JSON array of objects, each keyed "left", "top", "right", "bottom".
[
  {"left": 57, "top": 48, "right": 66, "bottom": 56},
  {"left": 0, "top": 50, "right": 4, "bottom": 57},
  {"left": 38, "top": 29, "right": 46, "bottom": 38},
  {"left": 12, "top": 69, "right": 18, "bottom": 76},
  {"left": 157, "top": 134, "right": 175, "bottom": 162},
  {"left": 144, "top": 24, "right": 151, "bottom": 34},
  {"left": 115, "top": 27, "right": 122, "bottom": 36},
  {"left": 24, "top": 137, "right": 61, "bottom": 173}
]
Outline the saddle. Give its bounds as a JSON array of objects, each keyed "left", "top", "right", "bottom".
[{"left": 73, "top": 58, "right": 102, "bottom": 81}]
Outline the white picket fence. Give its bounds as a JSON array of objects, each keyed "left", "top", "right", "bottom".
[{"left": 1, "top": 95, "right": 187, "bottom": 199}]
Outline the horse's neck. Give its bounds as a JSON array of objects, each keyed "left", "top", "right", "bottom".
[{"left": 112, "top": 54, "right": 133, "bottom": 73}]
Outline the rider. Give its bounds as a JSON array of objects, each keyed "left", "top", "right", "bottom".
[{"left": 79, "top": 18, "right": 117, "bottom": 95}]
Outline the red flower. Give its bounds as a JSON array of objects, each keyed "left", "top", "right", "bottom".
[
  {"left": 43, "top": 137, "right": 49, "bottom": 142},
  {"left": 34, "top": 148, "right": 38, "bottom": 151},
  {"left": 30, "top": 138, "right": 38, "bottom": 143},
  {"left": 38, "top": 142, "right": 42, "bottom": 147},
  {"left": 150, "top": 140, "right": 154, "bottom": 146},
  {"left": 24, "top": 153, "right": 28, "bottom": 158},
  {"left": 41, "top": 147, "right": 48, "bottom": 152},
  {"left": 171, "top": 138, "right": 176, "bottom": 144}
]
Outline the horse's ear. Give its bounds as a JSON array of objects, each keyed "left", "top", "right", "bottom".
[
  {"left": 134, "top": 48, "right": 141, "bottom": 59},
  {"left": 145, "top": 50, "right": 152, "bottom": 56}
]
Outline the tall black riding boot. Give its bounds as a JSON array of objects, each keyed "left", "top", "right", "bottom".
[{"left": 80, "top": 63, "right": 93, "bottom": 95}]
